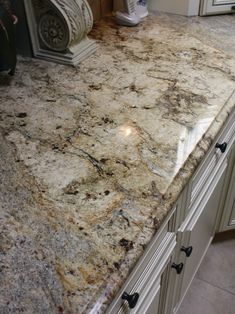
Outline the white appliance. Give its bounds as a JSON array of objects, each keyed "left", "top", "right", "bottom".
[{"left": 114, "top": 0, "right": 148, "bottom": 26}]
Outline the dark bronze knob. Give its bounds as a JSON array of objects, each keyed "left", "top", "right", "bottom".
[
  {"left": 122, "top": 292, "right": 139, "bottom": 309},
  {"left": 181, "top": 246, "right": 193, "bottom": 257},
  {"left": 215, "top": 142, "right": 227, "bottom": 153},
  {"left": 171, "top": 263, "right": 184, "bottom": 274},
  {"left": 231, "top": 6, "right": 235, "bottom": 10}
]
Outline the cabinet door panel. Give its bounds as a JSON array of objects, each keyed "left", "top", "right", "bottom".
[
  {"left": 179, "top": 161, "right": 227, "bottom": 303},
  {"left": 223, "top": 163, "right": 235, "bottom": 228},
  {"left": 229, "top": 200, "right": 235, "bottom": 225},
  {"left": 139, "top": 279, "right": 161, "bottom": 314},
  {"left": 219, "top": 146, "right": 235, "bottom": 231},
  {"left": 145, "top": 296, "right": 160, "bottom": 314}
]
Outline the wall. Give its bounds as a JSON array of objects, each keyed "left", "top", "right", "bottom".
[
  {"left": 88, "top": 0, "right": 113, "bottom": 21},
  {"left": 148, "top": 0, "right": 201, "bottom": 16}
]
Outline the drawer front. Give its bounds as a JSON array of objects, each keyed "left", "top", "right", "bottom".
[
  {"left": 107, "top": 232, "right": 176, "bottom": 314},
  {"left": 189, "top": 113, "right": 235, "bottom": 207}
]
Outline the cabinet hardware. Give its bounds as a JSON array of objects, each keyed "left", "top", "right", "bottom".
[
  {"left": 215, "top": 142, "right": 227, "bottom": 153},
  {"left": 181, "top": 246, "right": 193, "bottom": 257},
  {"left": 232, "top": 6, "right": 235, "bottom": 10},
  {"left": 171, "top": 263, "right": 184, "bottom": 274},
  {"left": 121, "top": 292, "right": 139, "bottom": 309}
]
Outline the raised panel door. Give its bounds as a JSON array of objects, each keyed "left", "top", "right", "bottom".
[{"left": 177, "top": 162, "right": 228, "bottom": 306}]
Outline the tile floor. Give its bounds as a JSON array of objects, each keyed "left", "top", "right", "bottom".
[{"left": 178, "top": 230, "right": 235, "bottom": 314}]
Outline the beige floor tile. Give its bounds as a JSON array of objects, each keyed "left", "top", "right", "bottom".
[
  {"left": 195, "top": 231, "right": 235, "bottom": 294},
  {"left": 178, "top": 278, "right": 235, "bottom": 314}
]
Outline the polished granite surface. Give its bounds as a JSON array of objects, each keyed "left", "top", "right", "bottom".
[{"left": 0, "top": 13, "right": 235, "bottom": 314}]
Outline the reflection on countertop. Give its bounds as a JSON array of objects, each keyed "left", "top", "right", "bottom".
[
  {"left": 0, "top": 14, "right": 235, "bottom": 314},
  {"left": 175, "top": 117, "right": 214, "bottom": 175}
]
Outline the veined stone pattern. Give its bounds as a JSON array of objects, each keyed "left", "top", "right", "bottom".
[{"left": 0, "top": 14, "right": 235, "bottom": 314}]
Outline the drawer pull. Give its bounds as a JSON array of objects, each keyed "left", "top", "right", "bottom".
[
  {"left": 181, "top": 246, "right": 193, "bottom": 257},
  {"left": 215, "top": 142, "right": 227, "bottom": 153},
  {"left": 232, "top": 6, "right": 235, "bottom": 10},
  {"left": 171, "top": 263, "right": 184, "bottom": 274},
  {"left": 122, "top": 292, "right": 139, "bottom": 309}
]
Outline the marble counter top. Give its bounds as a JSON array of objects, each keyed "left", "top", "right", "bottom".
[{"left": 0, "top": 14, "right": 235, "bottom": 314}]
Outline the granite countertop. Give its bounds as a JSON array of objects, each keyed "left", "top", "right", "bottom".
[{"left": 0, "top": 14, "right": 235, "bottom": 314}]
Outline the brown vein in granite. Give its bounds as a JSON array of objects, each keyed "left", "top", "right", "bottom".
[{"left": 0, "top": 15, "right": 235, "bottom": 314}]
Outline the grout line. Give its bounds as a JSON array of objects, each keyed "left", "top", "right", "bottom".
[{"left": 196, "top": 277, "right": 235, "bottom": 296}]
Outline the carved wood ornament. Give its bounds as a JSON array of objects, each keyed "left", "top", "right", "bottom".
[{"left": 24, "top": 0, "right": 97, "bottom": 65}]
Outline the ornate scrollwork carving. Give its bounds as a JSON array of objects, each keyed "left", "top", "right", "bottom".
[
  {"left": 55, "top": 0, "right": 93, "bottom": 42},
  {"left": 34, "top": 0, "right": 93, "bottom": 51},
  {"left": 38, "top": 11, "right": 69, "bottom": 51},
  {"left": 24, "top": 0, "right": 97, "bottom": 64}
]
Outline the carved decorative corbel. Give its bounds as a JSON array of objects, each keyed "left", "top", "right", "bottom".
[{"left": 23, "top": 0, "right": 97, "bottom": 65}]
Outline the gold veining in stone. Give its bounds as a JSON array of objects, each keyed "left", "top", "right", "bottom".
[{"left": 0, "top": 14, "right": 235, "bottom": 314}]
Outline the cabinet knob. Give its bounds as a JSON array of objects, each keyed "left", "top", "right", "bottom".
[
  {"left": 122, "top": 292, "right": 139, "bottom": 309},
  {"left": 215, "top": 142, "right": 227, "bottom": 153},
  {"left": 171, "top": 263, "right": 184, "bottom": 274},
  {"left": 231, "top": 6, "right": 235, "bottom": 10},
  {"left": 181, "top": 246, "right": 193, "bottom": 257}
]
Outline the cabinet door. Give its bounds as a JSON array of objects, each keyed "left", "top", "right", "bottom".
[
  {"left": 177, "top": 161, "right": 228, "bottom": 306},
  {"left": 200, "top": 0, "right": 235, "bottom": 15},
  {"left": 218, "top": 145, "right": 235, "bottom": 231},
  {"left": 229, "top": 199, "right": 235, "bottom": 226},
  {"left": 142, "top": 279, "right": 161, "bottom": 314}
]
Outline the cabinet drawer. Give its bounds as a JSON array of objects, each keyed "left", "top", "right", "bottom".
[
  {"left": 107, "top": 232, "right": 176, "bottom": 314},
  {"left": 190, "top": 113, "right": 235, "bottom": 207}
]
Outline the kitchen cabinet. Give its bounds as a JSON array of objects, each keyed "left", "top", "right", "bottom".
[
  {"left": 173, "top": 111, "right": 235, "bottom": 313},
  {"left": 218, "top": 144, "right": 235, "bottom": 231},
  {"left": 106, "top": 110, "right": 235, "bottom": 314},
  {"left": 200, "top": 0, "right": 235, "bottom": 15},
  {"left": 107, "top": 214, "right": 177, "bottom": 314},
  {"left": 174, "top": 162, "right": 228, "bottom": 313}
]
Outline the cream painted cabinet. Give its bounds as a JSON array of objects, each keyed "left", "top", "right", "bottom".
[
  {"left": 200, "top": 0, "right": 235, "bottom": 15},
  {"left": 173, "top": 112, "right": 235, "bottom": 312},
  {"left": 175, "top": 162, "right": 228, "bottom": 312},
  {"left": 107, "top": 218, "right": 178, "bottom": 314},
  {"left": 218, "top": 144, "right": 235, "bottom": 231},
  {"left": 107, "top": 110, "right": 235, "bottom": 314},
  {"left": 165, "top": 150, "right": 230, "bottom": 314}
]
